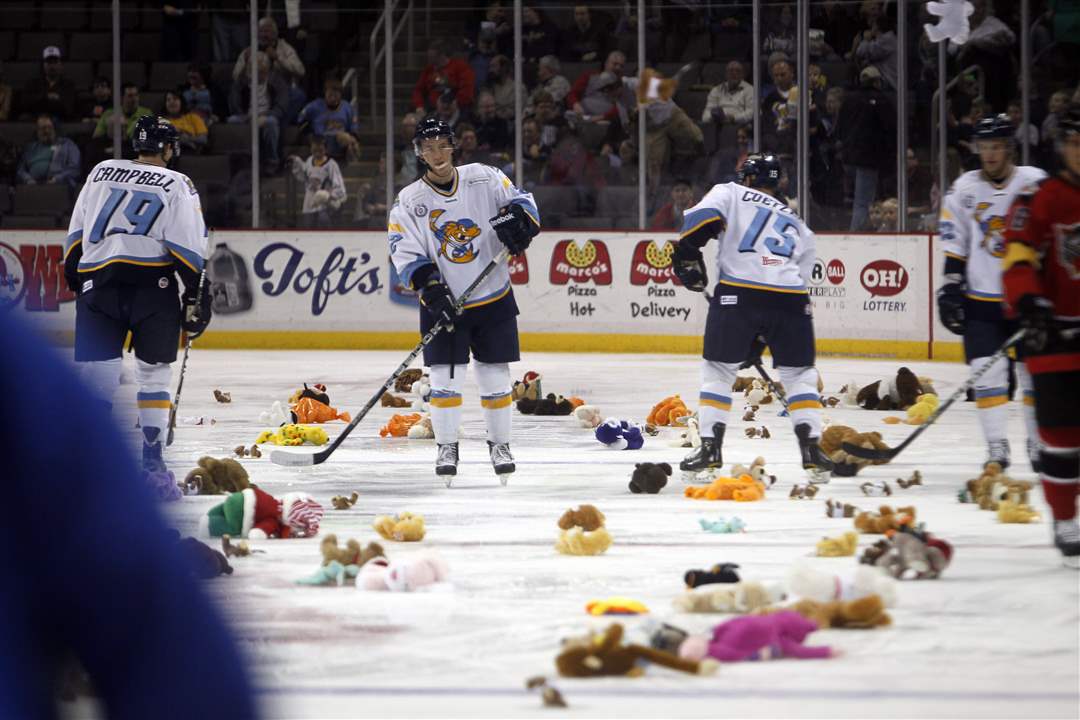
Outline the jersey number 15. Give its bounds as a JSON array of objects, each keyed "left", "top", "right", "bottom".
[
  {"left": 737, "top": 207, "right": 799, "bottom": 258},
  {"left": 88, "top": 188, "right": 165, "bottom": 243}
]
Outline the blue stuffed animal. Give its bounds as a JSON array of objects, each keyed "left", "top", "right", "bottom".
[
  {"left": 699, "top": 517, "right": 747, "bottom": 534},
  {"left": 595, "top": 418, "right": 645, "bottom": 450},
  {"left": 295, "top": 559, "right": 360, "bottom": 586}
]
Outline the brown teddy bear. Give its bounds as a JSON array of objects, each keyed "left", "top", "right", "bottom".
[
  {"left": 331, "top": 491, "right": 359, "bottom": 510},
  {"left": 558, "top": 504, "right": 606, "bottom": 532},
  {"left": 819, "top": 425, "right": 893, "bottom": 476},
  {"left": 320, "top": 534, "right": 384, "bottom": 567},
  {"left": 556, "top": 505, "right": 612, "bottom": 555},
  {"left": 556, "top": 623, "right": 717, "bottom": 678},
  {"left": 854, "top": 505, "right": 916, "bottom": 534},
  {"left": 854, "top": 368, "right": 928, "bottom": 410},
  {"left": 394, "top": 368, "right": 424, "bottom": 393},
  {"left": 784, "top": 595, "right": 891, "bottom": 629},
  {"left": 183, "top": 456, "right": 251, "bottom": 495},
  {"left": 961, "top": 463, "right": 1034, "bottom": 511}
]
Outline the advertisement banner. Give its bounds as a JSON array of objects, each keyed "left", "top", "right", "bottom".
[{"left": 1, "top": 229, "right": 936, "bottom": 356}]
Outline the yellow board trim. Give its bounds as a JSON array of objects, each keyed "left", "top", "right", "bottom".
[
  {"left": 137, "top": 400, "right": 172, "bottom": 409},
  {"left": 788, "top": 399, "right": 824, "bottom": 411},
  {"left": 480, "top": 395, "right": 513, "bottom": 409},
  {"left": 975, "top": 396, "right": 1009, "bottom": 409},
  {"left": 430, "top": 395, "right": 463, "bottom": 408},
  {"left": 1001, "top": 241, "right": 1040, "bottom": 272}
]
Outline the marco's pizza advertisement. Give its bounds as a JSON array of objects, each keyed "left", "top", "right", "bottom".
[{"left": 1, "top": 229, "right": 937, "bottom": 356}]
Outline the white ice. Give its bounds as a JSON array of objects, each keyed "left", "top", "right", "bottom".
[{"left": 106, "top": 351, "right": 1080, "bottom": 718}]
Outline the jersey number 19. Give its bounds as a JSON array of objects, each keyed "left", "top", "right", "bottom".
[{"left": 89, "top": 188, "right": 165, "bottom": 243}]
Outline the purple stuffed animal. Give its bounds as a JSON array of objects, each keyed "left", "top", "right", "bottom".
[{"left": 678, "top": 611, "right": 832, "bottom": 662}]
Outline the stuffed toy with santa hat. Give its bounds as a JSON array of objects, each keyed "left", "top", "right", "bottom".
[{"left": 200, "top": 487, "right": 324, "bottom": 539}]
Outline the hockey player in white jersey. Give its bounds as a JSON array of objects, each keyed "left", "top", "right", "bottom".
[
  {"left": 671, "top": 153, "right": 834, "bottom": 481},
  {"left": 937, "top": 114, "right": 1047, "bottom": 470},
  {"left": 388, "top": 117, "right": 540, "bottom": 480},
  {"left": 64, "top": 116, "right": 211, "bottom": 474}
]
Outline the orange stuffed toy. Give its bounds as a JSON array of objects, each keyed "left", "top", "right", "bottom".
[
  {"left": 684, "top": 474, "right": 766, "bottom": 502},
  {"left": 379, "top": 413, "right": 423, "bottom": 437},
  {"left": 648, "top": 395, "right": 691, "bottom": 426},
  {"left": 291, "top": 396, "right": 352, "bottom": 424}
]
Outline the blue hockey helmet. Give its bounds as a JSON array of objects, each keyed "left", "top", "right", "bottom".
[
  {"left": 972, "top": 113, "right": 1015, "bottom": 141},
  {"left": 132, "top": 115, "right": 181, "bottom": 157},
  {"left": 738, "top": 153, "right": 782, "bottom": 190}
]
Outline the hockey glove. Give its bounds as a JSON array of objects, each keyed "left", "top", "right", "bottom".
[
  {"left": 418, "top": 271, "right": 459, "bottom": 327},
  {"left": 490, "top": 203, "right": 536, "bottom": 255},
  {"left": 936, "top": 282, "right": 966, "bottom": 335},
  {"left": 739, "top": 336, "right": 768, "bottom": 370},
  {"left": 672, "top": 240, "right": 708, "bottom": 293},
  {"left": 181, "top": 284, "right": 213, "bottom": 339},
  {"left": 1017, "top": 294, "right": 1056, "bottom": 354}
]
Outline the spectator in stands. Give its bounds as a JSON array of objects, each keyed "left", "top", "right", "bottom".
[
  {"left": 184, "top": 64, "right": 221, "bottom": 125},
  {"left": 19, "top": 46, "right": 77, "bottom": 122},
  {"left": 954, "top": 96, "right": 988, "bottom": 170},
  {"left": 228, "top": 52, "right": 288, "bottom": 175},
  {"left": 949, "top": 0, "right": 1016, "bottom": 111},
  {"left": 454, "top": 123, "right": 494, "bottom": 166},
  {"left": 562, "top": 5, "right": 610, "bottom": 63},
  {"left": 163, "top": 91, "right": 208, "bottom": 155},
  {"left": 760, "top": 55, "right": 797, "bottom": 157},
  {"left": 78, "top": 76, "right": 112, "bottom": 124},
  {"left": 413, "top": 39, "right": 476, "bottom": 117},
  {"left": 623, "top": 83, "right": 704, "bottom": 192},
  {"left": 233, "top": 17, "right": 307, "bottom": 121},
  {"left": 528, "top": 56, "right": 570, "bottom": 112},
  {"left": 702, "top": 61, "right": 754, "bottom": 128},
  {"left": 0, "top": 62, "right": 12, "bottom": 121},
  {"left": 486, "top": 55, "right": 515, "bottom": 121},
  {"left": 471, "top": 91, "right": 512, "bottom": 155},
  {"left": 477, "top": 1, "right": 514, "bottom": 57},
  {"left": 16, "top": 114, "right": 80, "bottom": 190},
  {"left": 162, "top": 0, "right": 199, "bottom": 62},
  {"left": 1007, "top": 99, "right": 1040, "bottom": 147},
  {"left": 904, "top": 147, "right": 933, "bottom": 221},
  {"left": 288, "top": 135, "right": 346, "bottom": 228},
  {"left": 763, "top": 4, "right": 797, "bottom": 59},
  {"left": 397, "top": 112, "right": 419, "bottom": 185},
  {"left": 846, "top": 0, "right": 883, "bottom": 59},
  {"left": 809, "top": 87, "right": 846, "bottom": 216},
  {"left": 531, "top": 90, "right": 570, "bottom": 155},
  {"left": 505, "top": 116, "right": 548, "bottom": 186},
  {"left": 566, "top": 51, "right": 631, "bottom": 120},
  {"left": 1041, "top": 90, "right": 1071, "bottom": 153},
  {"left": 522, "top": 6, "right": 561, "bottom": 62},
  {"left": 813, "top": 0, "right": 859, "bottom": 64},
  {"left": 297, "top": 77, "right": 360, "bottom": 163},
  {"left": 838, "top": 65, "right": 896, "bottom": 231},
  {"left": 710, "top": 123, "right": 752, "bottom": 184},
  {"left": 433, "top": 89, "right": 462, "bottom": 128},
  {"left": 355, "top": 152, "right": 390, "bottom": 228},
  {"left": 852, "top": 0, "right": 898, "bottom": 92},
  {"left": 93, "top": 83, "right": 153, "bottom": 143},
  {"left": 661, "top": 1, "right": 707, "bottom": 61},
  {"left": 868, "top": 199, "right": 885, "bottom": 231},
  {"left": 212, "top": 1, "right": 251, "bottom": 63},
  {"left": 469, "top": 27, "right": 498, "bottom": 92},
  {"left": 649, "top": 179, "right": 695, "bottom": 230},
  {"left": 879, "top": 197, "right": 898, "bottom": 231}
]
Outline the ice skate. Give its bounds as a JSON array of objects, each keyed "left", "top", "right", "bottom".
[
  {"left": 679, "top": 423, "right": 725, "bottom": 472},
  {"left": 436, "top": 442, "right": 459, "bottom": 485},
  {"left": 488, "top": 441, "right": 515, "bottom": 484},
  {"left": 986, "top": 439, "right": 1011, "bottom": 470},
  {"left": 795, "top": 423, "right": 833, "bottom": 483},
  {"left": 1053, "top": 519, "right": 1080, "bottom": 569},
  {"left": 142, "top": 440, "right": 167, "bottom": 474}
]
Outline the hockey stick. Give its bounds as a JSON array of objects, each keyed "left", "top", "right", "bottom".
[
  {"left": 750, "top": 359, "right": 792, "bottom": 412},
  {"left": 840, "top": 328, "right": 1027, "bottom": 462},
  {"left": 166, "top": 266, "right": 208, "bottom": 446},
  {"left": 270, "top": 248, "right": 511, "bottom": 467}
]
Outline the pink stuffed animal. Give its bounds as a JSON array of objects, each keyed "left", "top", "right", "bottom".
[
  {"left": 357, "top": 553, "right": 448, "bottom": 592},
  {"left": 678, "top": 611, "right": 832, "bottom": 662}
]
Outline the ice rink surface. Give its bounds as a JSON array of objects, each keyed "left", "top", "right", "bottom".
[{"left": 114, "top": 351, "right": 1080, "bottom": 718}]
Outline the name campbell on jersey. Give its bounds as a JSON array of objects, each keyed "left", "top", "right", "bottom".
[
  {"left": 388, "top": 163, "right": 539, "bottom": 307},
  {"left": 680, "top": 182, "right": 815, "bottom": 293},
  {"left": 65, "top": 158, "right": 208, "bottom": 279},
  {"left": 939, "top": 165, "right": 1047, "bottom": 302}
]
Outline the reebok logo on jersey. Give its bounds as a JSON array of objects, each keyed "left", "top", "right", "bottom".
[{"left": 720, "top": 295, "right": 737, "bottom": 305}]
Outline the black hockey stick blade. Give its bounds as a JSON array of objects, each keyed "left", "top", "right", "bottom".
[
  {"left": 840, "top": 328, "right": 1027, "bottom": 462},
  {"left": 270, "top": 249, "right": 511, "bottom": 468}
]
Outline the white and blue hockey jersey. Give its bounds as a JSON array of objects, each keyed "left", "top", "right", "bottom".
[
  {"left": 679, "top": 182, "right": 814, "bottom": 293},
  {"left": 65, "top": 159, "right": 208, "bottom": 279},
  {"left": 388, "top": 163, "right": 539, "bottom": 308},
  {"left": 939, "top": 165, "right": 1046, "bottom": 303}
]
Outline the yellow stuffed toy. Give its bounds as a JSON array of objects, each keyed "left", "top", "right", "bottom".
[
  {"left": 255, "top": 423, "right": 329, "bottom": 446},
  {"left": 555, "top": 504, "right": 613, "bottom": 556},
  {"left": 816, "top": 531, "right": 859, "bottom": 557},
  {"left": 373, "top": 511, "right": 426, "bottom": 542},
  {"left": 684, "top": 474, "right": 766, "bottom": 501},
  {"left": 997, "top": 500, "right": 1041, "bottom": 524},
  {"left": 586, "top": 597, "right": 649, "bottom": 615},
  {"left": 905, "top": 393, "right": 939, "bottom": 424}
]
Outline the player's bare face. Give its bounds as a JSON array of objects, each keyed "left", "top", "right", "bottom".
[
  {"left": 977, "top": 139, "right": 1012, "bottom": 180},
  {"left": 421, "top": 139, "right": 455, "bottom": 181},
  {"left": 1062, "top": 135, "right": 1080, "bottom": 177}
]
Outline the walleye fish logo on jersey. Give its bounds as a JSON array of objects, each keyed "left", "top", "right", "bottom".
[
  {"left": 974, "top": 202, "right": 1007, "bottom": 257},
  {"left": 429, "top": 209, "right": 480, "bottom": 264},
  {"left": 1056, "top": 222, "right": 1080, "bottom": 280}
]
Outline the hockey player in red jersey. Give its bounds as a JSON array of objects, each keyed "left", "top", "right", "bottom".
[{"left": 1002, "top": 102, "right": 1080, "bottom": 567}]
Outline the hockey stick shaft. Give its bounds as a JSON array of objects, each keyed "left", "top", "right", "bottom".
[
  {"left": 166, "top": 265, "right": 208, "bottom": 446},
  {"left": 751, "top": 360, "right": 792, "bottom": 412},
  {"left": 841, "top": 328, "right": 1027, "bottom": 461},
  {"left": 271, "top": 249, "right": 511, "bottom": 467}
]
